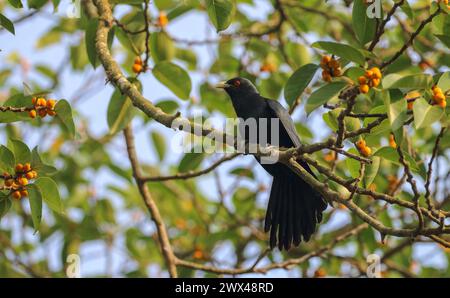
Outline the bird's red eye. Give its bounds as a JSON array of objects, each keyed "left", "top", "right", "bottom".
[{"left": 233, "top": 80, "right": 241, "bottom": 87}]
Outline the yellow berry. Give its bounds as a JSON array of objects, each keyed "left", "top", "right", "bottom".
[
  {"left": 18, "top": 177, "right": 28, "bottom": 186},
  {"left": 371, "top": 78, "right": 380, "bottom": 87},
  {"left": 356, "top": 140, "right": 366, "bottom": 149},
  {"left": 12, "top": 191, "right": 21, "bottom": 200},
  {"left": 46, "top": 99, "right": 56, "bottom": 109},
  {"left": 37, "top": 98, "right": 47, "bottom": 107},
  {"left": 359, "top": 84, "right": 369, "bottom": 94},
  {"left": 25, "top": 172, "right": 34, "bottom": 180},
  {"left": 29, "top": 109, "right": 37, "bottom": 119},
  {"left": 432, "top": 86, "right": 442, "bottom": 94},
  {"left": 31, "top": 171, "right": 38, "bottom": 179},
  {"left": 439, "top": 99, "right": 447, "bottom": 108},
  {"left": 365, "top": 70, "right": 374, "bottom": 78},
  {"left": 371, "top": 67, "right": 382, "bottom": 79},
  {"left": 360, "top": 146, "right": 372, "bottom": 157},
  {"left": 433, "top": 93, "right": 446, "bottom": 104},
  {"left": 157, "top": 11, "right": 169, "bottom": 27}
]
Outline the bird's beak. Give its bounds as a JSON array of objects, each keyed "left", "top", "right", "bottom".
[{"left": 215, "top": 81, "right": 231, "bottom": 89}]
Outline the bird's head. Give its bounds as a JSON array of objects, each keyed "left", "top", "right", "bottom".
[{"left": 215, "top": 77, "right": 258, "bottom": 98}]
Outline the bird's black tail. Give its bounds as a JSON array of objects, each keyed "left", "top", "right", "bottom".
[{"left": 264, "top": 172, "right": 327, "bottom": 250}]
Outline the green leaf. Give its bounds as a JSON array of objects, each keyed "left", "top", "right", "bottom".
[
  {"left": 386, "top": 97, "right": 408, "bottom": 131},
  {"left": 152, "top": 62, "right": 191, "bottom": 99},
  {"left": 31, "top": 147, "right": 57, "bottom": 176},
  {"left": 435, "top": 34, "right": 450, "bottom": 48},
  {"left": 0, "top": 13, "right": 15, "bottom": 35},
  {"left": 412, "top": 97, "right": 444, "bottom": 129},
  {"left": 55, "top": 99, "right": 76, "bottom": 138},
  {"left": 0, "top": 195, "right": 12, "bottom": 220},
  {"left": 34, "top": 177, "right": 63, "bottom": 214},
  {"left": 9, "top": 139, "right": 31, "bottom": 164},
  {"left": 352, "top": 0, "right": 376, "bottom": 45},
  {"left": 306, "top": 82, "right": 348, "bottom": 115},
  {"left": 8, "top": 0, "right": 23, "bottom": 8},
  {"left": 0, "top": 145, "right": 15, "bottom": 173},
  {"left": 284, "top": 63, "right": 319, "bottom": 106},
  {"left": 28, "top": 184, "right": 43, "bottom": 231},
  {"left": 107, "top": 89, "right": 137, "bottom": 135},
  {"left": 437, "top": 71, "right": 450, "bottom": 91},
  {"left": 374, "top": 147, "right": 421, "bottom": 176},
  {"left": 85, "top": 19, "right": 99, "bottom": 68},
  {"left": 178, "top": 152, "right": 204, "bottom": 172},
  {"left": 312, "top": 41, "right": 365, "bottom": 66},
  {"left": 206, "top": 0, "right": 235, "bottom": 32},
  {"left": 346, "top": 148, "right": 361, "bottom": 178},
  {"left": 151, "top": 131, "right": 166, "bottom": 161},
  {"left": 149, "top": 31, "right": 176, "bottom": 62},
  {"left": 363, "top": 156, "right": 380, "bottom": 187},
  {"left": 387, "top": 74, "right": 432, "bottom": 90}
]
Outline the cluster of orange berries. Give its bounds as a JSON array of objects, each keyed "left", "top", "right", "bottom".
[
  {"left": 29, "top": 97, "right": 57, "bottom": 118},
  {"left": 355, "top": 139, "right": 371, "bottom": 157},
  {"left": 3, "top": 163, "right": 38, "bottom": 199},
  {"left": 431, "top": 85, "right": 447, "bottom": 108},
  {"left": 132, "top": 56, "right": 144, "bottom": 74},
  {"left": 157, "top": 11, "right": 169, "bottom": 27},
  {"left": 358, "top": 67, "right": 382, "bottom": 94},
  {"left": 438, "top": 0, "right": 450, "bottom": 10},
  {"left": 320, "top": 56, "right": 341, "bottom": 82},
  {"left": 389, "top": 133, "right": 397, "bottom": 149}
]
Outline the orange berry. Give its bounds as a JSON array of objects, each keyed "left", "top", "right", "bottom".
[
  {"left": 356, "top": 139, "right": 366, "bottom": 149},
  {"left": 36, "top": 98, "right": 46, "bottom": 107},
  {"left": 371, "top": 78, "right": 380, "bottom": 87},
  {"left": 322, "top": 70, "right": 332, "bottom": 82},
  {"left": 360, "top": 146, "right": 372, "bottom": 157},
  {"left": 31, "top": 171, "right": 38, "bottom": 179},
  {"left": 157, "top": 11, "right": 169, "bottom": 27},
  {"left": 439, "top": 99, "right": 447, "bottom": 108},
  {"left": 365, "top": 70, "right": 374, "bottom": 78},
  {"left": 23, "top": 163, "right": 31, "bottom": 172},
  {"left": 38, "top": 109, "right": 47, "bottom": 118},
  {"left": 15, "top": 163, "right": 24, "bottom": 172},
  {"left": 432, "top": 86, "right": 443, "bottom": 94},
  {"left": 193, "top": 249, "right": 204, "bottom": 260},
  {"left": 29, "top": 109, "right": 37, "bottom": 118},
  {"left": 321, "top": 56, "right": 332, "bottom": 65},
  {"left": 134, "top": 56, "right": 142, "bottom": 65},
  {"left": 314, "top": 268, "right": 326, "bottom": 278},
  {"left": 433, "top": 93, "right": 446, "bottom": 104},
  {"left": 12, "top": 191, "right": 21, "bottom": 200},
  {"left": 47, "top": 110, "right": 57, "bottom": 116},
  {"left": 20, "top": 190, "right": 28, "bottom": 197},
  {"left": 132, "top": 63, "right": 143, "bottom": 74},
  {"left": 46, "top": 99, "right": 56, "bottom": 109},
  {"left": 371, "top": 67, "right": 382, "bottom": 79},
  {"left": 5, "top": 179, "right": 14, "bottom": 187},
  {"left": 31, "top": 97, "right": 37, "bottom": 105},
  {"left": 389, "top": 134, "right": 397, "bottom": 149},
  {"left": 333, "top": 67, "right": 342, "bottom": 76},
  {"left": 25, "top": 172, "right": 34, "bottom": 180},
  {"left": 358, "top": 76, "right": 367, "bottom": 85},
  {"left": 359, "top": 84, "right": 369, "bottom": 94},
  {"left": 329, "top": 59, "right": 339, "bottom": 69},
  {"left": 18, "top": 177, "right": 28, "bottom": 186},
  {"left": 407, "top": 101, "right": 414, "bottom": 110}
]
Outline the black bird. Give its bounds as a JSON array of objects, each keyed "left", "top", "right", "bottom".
[{"left": 216, "top": 77, "right": 327, "bottom": 250}]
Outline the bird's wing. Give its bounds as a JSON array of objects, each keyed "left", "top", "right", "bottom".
[
  {"left": 266, "top": 98, "right": 317, "bottom": 178},
  {"left": 266, "top": 99, "right": 301, "bottom": 147}
]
